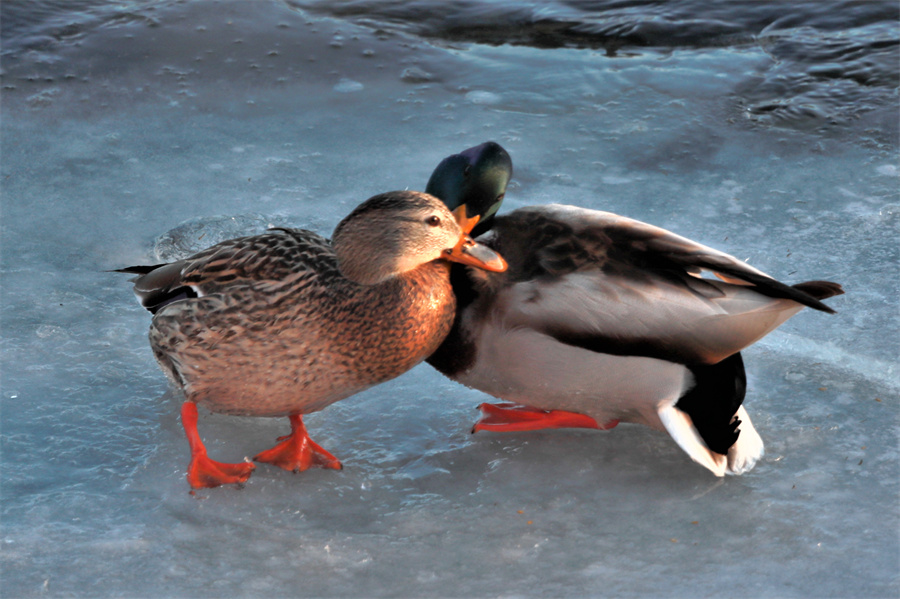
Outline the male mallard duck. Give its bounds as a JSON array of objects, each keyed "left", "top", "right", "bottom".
[
  {"left": 118, "top": 190, "right": 506, "bottom": 490},
  {"left": 425, "top": 142, "right": 844, "bottom": 476}
]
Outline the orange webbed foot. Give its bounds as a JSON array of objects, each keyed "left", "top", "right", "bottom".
[
  {"left": 187, "top": 453, "right": 256, "bottom": 489},
  {"left": 253, "top": 415, "right": 342, "bottom": 472},
  {"left": 472, "top": 402, "right": 619, "bottom": 433},
  {"left": 181, "top": 401, "right": 255, "bottom": 490}
]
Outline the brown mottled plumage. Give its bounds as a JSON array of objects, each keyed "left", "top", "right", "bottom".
[
  {"left": 147, "top": 228, "right": 457, "bottom": 417},
  {"left": 118, "top": 190, "right": 506, "bottom": 489}
]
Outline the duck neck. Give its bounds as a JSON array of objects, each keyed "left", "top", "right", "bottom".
[
  {"left": 337, "top": 253, "right": 411, "bottom": 286},
  {"left": 332, "top": 216, "right": 432, "bottom": 285}
]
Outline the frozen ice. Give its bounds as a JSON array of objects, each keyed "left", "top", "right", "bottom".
[
  {"left": 333, "top": 78, "right": 364, "bottom": 93},
  {"left": 151, "top": 214, "right": 298, "bottom": 262},
  {"left": 1, "top": 1, "right": 897, "bottom": 598},
  {"left": 466, "top": 90, "right": 503, "bottom": 105}
]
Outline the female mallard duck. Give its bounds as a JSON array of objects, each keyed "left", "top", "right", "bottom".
[
  {"left": 118, "top": 190, "right": 506, "bottom": 490},
  {"left": 425, "top": 142, "right": 843, "bottom": 476}
]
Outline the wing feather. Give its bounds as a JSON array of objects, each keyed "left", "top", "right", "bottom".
[
  {"left": 480, "top": 206, "right": 841, "bottom": 364},
  {"left": 118, "top": 228, "right": 339, "bottom": 314}
]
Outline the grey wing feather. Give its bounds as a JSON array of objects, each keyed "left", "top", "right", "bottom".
[
  {"left": 481, "top": 205, "right": 842, "bottom": 364},
  {"left": 495, "top": 205, "right": 842, "bottom": 311}
]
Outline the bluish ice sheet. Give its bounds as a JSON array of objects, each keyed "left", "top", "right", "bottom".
[{"left": 2, "top": 1, "right": 898, "bottom": 597}]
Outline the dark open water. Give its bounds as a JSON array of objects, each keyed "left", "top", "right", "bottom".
[{"left": 4, "top": 0, "right": 898, "bottom": 134}]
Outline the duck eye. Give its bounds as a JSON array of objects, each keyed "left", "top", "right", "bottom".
[{"left": 426, "top": 215, "right": 441, "bottom": 227}]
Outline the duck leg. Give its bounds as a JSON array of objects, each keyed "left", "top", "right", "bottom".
[
  {"left": 253, "top": 414, "right": 342, "bottom": 472},
  {"left": 181, "top": 401, "right": 255, "bottom": 489},
  {"left": 472, "top": 402, "right": 619, "bottom": 432},
  {"left": 472, "top": 402, "right": 619, "bottom": 433}
]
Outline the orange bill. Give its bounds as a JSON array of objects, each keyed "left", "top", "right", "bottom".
[
  {"left": 451, "top": 204, "right": 481, "bottom": 235},
  {"left": 445, "top": 233, "right": 507, "bottom": 272}
]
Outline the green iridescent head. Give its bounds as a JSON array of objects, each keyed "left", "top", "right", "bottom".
[{"left": 425, "top": 141, "right": 513, "bottom": 237}]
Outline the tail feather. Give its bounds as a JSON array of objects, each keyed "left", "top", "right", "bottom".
[
  {"left": 112, "top": 264, "right": 166, "bottom": 275},
  {"left": 726, "top": 406, "right": 764, "bottom": 475},
  {"left": 112, "top": 262, "right": 194, "bottom": 314},
  {"left": 791, "top": 280, "right": 844, "bottom": 304},
  {"left": 658, "top": 405, "right": 728, "bottom": 476},
  {"left": 714, "top": 266, "right": 842, "bottom": 313},
  {"left": 659, "top": 402, "right": 765, "bottom": 477},
  {"left": 677, "top": 352, "right": 746, "bottom": 454}
]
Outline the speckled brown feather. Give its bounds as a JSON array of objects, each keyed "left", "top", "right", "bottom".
[
  {"left": 120, "top": 189, "right": 507, "bottom": 420},
  {"left": 141, "top": 227, "right": 457, "bottom": 417}
]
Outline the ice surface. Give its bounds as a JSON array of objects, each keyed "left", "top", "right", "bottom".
[{"left": 1, "top": 1, "right": 898, "bottom": 597}]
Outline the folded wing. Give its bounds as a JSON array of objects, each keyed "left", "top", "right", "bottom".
[
  {"left": 481, "top": 205, "right": 842, "bottom": 365},
  {"left": 115, "top": 228, "right": 338, "bottom": 314}
]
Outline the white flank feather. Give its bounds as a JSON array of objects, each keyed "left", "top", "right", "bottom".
[
  {"left": 657, "top": 405, "right": 728, "bottom": 476},
  {"left": 726, "top": 405, "right": 764, "bottom": 475}
]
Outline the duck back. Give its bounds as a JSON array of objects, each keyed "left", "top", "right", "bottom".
[{"left": 147, "top": 229, "right": 457, "bottom": 417}]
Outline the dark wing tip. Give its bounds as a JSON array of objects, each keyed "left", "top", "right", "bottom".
[
  {"left": 112, "top": 262, "right": 195, "bottom": 314},
  {"left": 791, "top": 280, "right": 844, "bottom": 314},
  {"left": 701, "top": 261, "right": 842, "bottom": 315},
  {"left": 110, "top": 264, "right": 165, "bottom": 275},
  {"left": 791, "top": 280, "right": 844, "bottom": 299}
]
